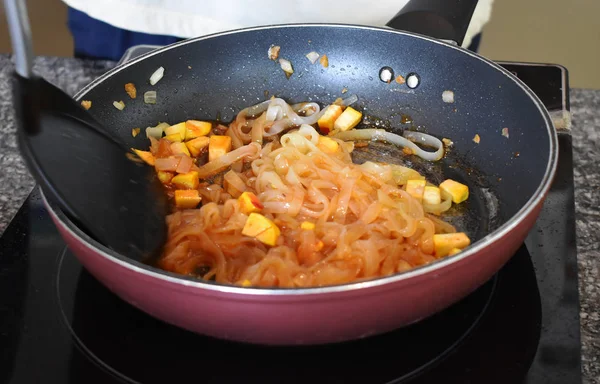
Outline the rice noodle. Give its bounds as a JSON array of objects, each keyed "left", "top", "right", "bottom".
[
  {"left": 195, "top": 143, "right": 260, "bottom": 178},
  {"left": 334, "top": 128, "right": 444, "bottom": 161},
  {"left": 151, "top": 97, "right": 467, "bottom": 288}
]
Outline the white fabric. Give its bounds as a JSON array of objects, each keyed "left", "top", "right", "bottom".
[{"left": 61, "top": 0, "right": 493, "bottom": 48}]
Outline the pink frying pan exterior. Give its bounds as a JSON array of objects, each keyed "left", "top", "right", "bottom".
[{"left": 46, "top": 194, "right": 543, "bottom": 345}]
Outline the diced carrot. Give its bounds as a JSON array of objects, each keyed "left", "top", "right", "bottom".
[
  {"left": 131, "top": 149, "right": 155, "bottom": 166},
  {"left": 174, "top": 190, "right": 201, "bottom": 209},
  {"left": 185, "top": 120, "right": 212, "bottom": 140},
  {"left": 185, "top": 136, "right": 210, "bottom": 157},
  {"left": 157, "top": 171, "right": 174, "bottom": 184},
  {"left": 172, "top": 171, "right": 199, "bottom": 190}
]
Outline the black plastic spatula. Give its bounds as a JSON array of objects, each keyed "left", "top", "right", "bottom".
[{"left": 5, "top": 0, "right": 168, "bottom": 261}]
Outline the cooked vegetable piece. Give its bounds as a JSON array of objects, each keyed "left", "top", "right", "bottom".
[
  {"left": 172, "top": 171, "right": 199, "bottom": 190},
  {"left": 439, "top": 179, "right": 469, "bottom": 204},
  {"left": 242, "top": 213, "right": 280, "bottom": 246},
  {"left": 146, "top": 123, "right": 167, "bottom": 139},
  {"left": 154, "top": 156, "right": 180, "bottom": 172},
  {"left": 333, "top": 107, "right": 362, "bottom": 132},
  {"left": 80, "top": 100, "right": 92, "bottom": 110},
  {"left": 170, "top": 142, "right": 191, "bottom": 156},
  {"left": 174, "top": 190, "right": 201, "bottom": 209},
  {"left": 125, "top": 83, "right": 137, "bottom": 99},
  {"left": 406, "top": 179, "right": 426, "bottom": 202},
  {"left": 113, "top": 101, "right": 125, "bottom": 110},
  {"left": 238, "top": 192, "right": 263, "bottom": 214},
  {"left": 175, "top": 155, "right": 193, "bottom": 174},
  {"left": 306, "top": 51, "right": 319, "bottom": 64},
  {"left": 185, "top": 120, "right": 211, "bottom": 139},
  {"left": 185, "top": 136, "right": 210, "bottom": 157},
  {"left": 423, "top": 186, "right": 441, "bottom": 205},
  {"left": 268, "top": 45, "right": 280, "bottom": 61},
  {"left": 433, "top": 233, "right": 470, "bottom": 257},
  {"left": 156, "top": 138, "right": 173, "bottom": 157},
  {"left": 144, "top": 91, "right": 157, "bottom": 104},
  {"left": 442, "top": 90, "right": 454, "bottom": 103},
  {"left": 131, "top": 128, "right": 141, "bottom": 137},
  {"left": 279, "top": 58, "right": 294, "bottom": 78},
  {"left": 448, "top": 248, "right": 462, "bottom": 256},
  {"left": 157, "top": 171, "right": 174, "bottom": 184},
  {"left": 317, "top": 136, "right": 339, "bottom": 153},
  {"left": 149, "top": 66, "right": 164, "bottom": 85},
  {"left": 442, "top": 138, "right": 454, "bottom": 147},
  {"left": 317, "top": 105, "right": 343, "bottom": 134},
  {"left": 301, "top": 221, "right": 315, "bottom": 230},
  {"left": 164, "top": 133, "right": 183, "bottom": 143},
  {"left": 315, "top": 240, "right": 324, "bottom": 251},
  {"left": 165, "top": 122, "right": 187, "bottom": 141},
  {"left": 132, "top": 149, "right": 155, "bottom": 166},
  {"left": 209, "top": 135, "right": 232, "bottom": 161},
  {"left": 319, "top": 54, "right": 329, "bottom": 68}
]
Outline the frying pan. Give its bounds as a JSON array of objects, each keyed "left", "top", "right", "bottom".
[{"left": 22, "top": 0, "right": 557, "bottom": 344}]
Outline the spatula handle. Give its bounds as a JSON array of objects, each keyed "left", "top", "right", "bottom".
[{"left": 4, "top": 0, "right": 34, "bottom": 78}]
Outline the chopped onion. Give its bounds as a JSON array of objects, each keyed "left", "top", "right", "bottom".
[
  {"left": 442, "top": 90, "right": 455, "bottom": 103},
  {"left": 149, "top": 66, "right": 164, "bottom": 85},
  {"left": 113, "top": 101, "right": 125, "bottom": 110},
  {"left": 442, "top": 138, "right": 454, "bottom": 147},
  {"left": 340, "top": 94, "right": 358, "bottom": 107},
  {"left": 389, "top": 164, "right": 424, "bottom": 185},
  {"left": 176, "top": 155, "right": 193, "bottom": 174},
  {"left": 145, "top": 122, "right": 168, "bottom": 139},
  {"left": 473, "top": 134, "right": 481, "bottom": 144},
  {"left": 224, "top": 170, "right": 247, "bottom": 196},
  {"left": 268, "top": 45, "right": 280, "bottom": 61},
  {"left": 279, "top": 58, "right": 294, "bottom": 78},
  {"left": 155, "top": 157, "right": 180, "bottom": 172},
  {"left": 144, "top": 91, "right": 157, "bottom": 104},
  {"left": 334, "top": 129, "right": 444, "bottom": 161},
  {"left": 502, "top": 128, "right": 509, "bottom": 138},
  {"left": 423, "top": 191, "right": 453, "bottom": 215},
  {"left": 306, "top": 51, "right": 319, "bottom": 64}
]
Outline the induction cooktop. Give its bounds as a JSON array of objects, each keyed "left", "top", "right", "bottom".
[{"left": 0, "top": 49, "right": 581, "bottom": 383}]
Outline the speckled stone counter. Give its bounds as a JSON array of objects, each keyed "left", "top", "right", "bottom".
[{"left": 0, "top": 55, "right": 598, "bottom": 383}]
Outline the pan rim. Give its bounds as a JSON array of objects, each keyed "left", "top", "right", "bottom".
[{"left": 48, "top": 23, "right": 559, "bottom": 296}]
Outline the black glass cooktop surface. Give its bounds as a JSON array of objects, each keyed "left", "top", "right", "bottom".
[{"left": 0, "top": 58, "right": 581, "bottom": 384}]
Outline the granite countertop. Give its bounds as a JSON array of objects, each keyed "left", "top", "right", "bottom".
[{"left": 0, "top": 55, "right": 598, "bottom": 382}]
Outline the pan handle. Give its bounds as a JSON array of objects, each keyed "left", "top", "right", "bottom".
[{"left": 386, "top": 0, "right": 479, "bottom": 46}]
